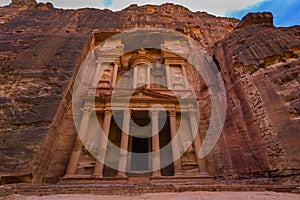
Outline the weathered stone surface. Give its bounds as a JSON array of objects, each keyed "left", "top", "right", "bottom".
[
  {"left": 0, "top": 0, "right": 299, "bottom": 184},
  {"left": 10, "top": 0, "right": 37, "bottom": 8},
  {"left": 208, "top": 12, "right": 300, "bottom": 179},
  {"left": 0, "top": 1, "right": 237, "bottom": 182},
  {"left": 236, "top": 12, "right": 274, "bottom": 28}
]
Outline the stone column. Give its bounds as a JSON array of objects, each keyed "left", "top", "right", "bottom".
[
  {"left": 181, "top": 64, "right": 189, "bottom": 89},
  {"left": 92, "top": 61, "right": 103, "bottom": 88},
  {"left": 133, "top": 66, "right": 137, "bottom": 88},
  {"left": 93, "top": 109, "right": 113, "bottom": 177},
  {"left": 169, "top": 110, "right": 183, "bottom": 176},
  {"left": 189, "top": 110, "right": 208, "bottom": 174},
  {"left": 146, "top": 66, "right": 151, "bottom": 88},
  {"left": 165, "top": 65, "right": 172, "bottom": 89},
  {"left": 65, "top": 106, "right": 92, "bottom": 176},
  {"left": 117, "top": 109, "right": 132, "bottom": 177},
  {"left": 111, "top": 62, "right": 119, "bottom": 88},
  {"left": 151, "top": 110, "right": 161, "bottom": 177}
]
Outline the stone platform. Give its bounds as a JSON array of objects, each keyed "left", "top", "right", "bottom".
[
  {"left": 58, "top": 174, "right": 214, "bottom": 184},
  {"left": 1, "top": 182, "right": 299, "bottom": 197}
]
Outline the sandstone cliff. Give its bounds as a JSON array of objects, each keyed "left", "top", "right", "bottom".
[
  {"left": 0, "top": 0, "right": 299, "bottom": 184},
  {"left": 207, "top": 12, "right": 300, "bottom": 180}
]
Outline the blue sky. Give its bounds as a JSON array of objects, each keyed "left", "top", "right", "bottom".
[
  {"left": 226, "top": 0, "right": 300, "bottom": 27},
  {"left": 1, "top": 0, "right": 299, "bottom": 27}
]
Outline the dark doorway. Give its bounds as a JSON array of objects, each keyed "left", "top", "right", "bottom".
[
  {"left": 130, "top": 136, "right": 149, "bottom": 171},
  {"left": 159, "top": 115, "right": 174, "bottom": 176}
]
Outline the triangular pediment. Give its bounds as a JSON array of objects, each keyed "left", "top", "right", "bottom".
[
  {"left": 110, "top": 87, "right": 177, "bottom": 101},
  {"left": 96, "top": 86, "right": 197, "bottom": 104}
]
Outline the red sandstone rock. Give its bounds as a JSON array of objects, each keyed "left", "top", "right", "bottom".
[
  {"left": 0, "top": 1, "right": 299, "bottom": 185},
  {"left": 9, "top": 0, "right": 37, "bottom": 8},
  {"left": 236, "top": 12, "right": 274, "bottom": 28},
  {"left": 210, "top": 12, "right": 300, "bottom": 179}
]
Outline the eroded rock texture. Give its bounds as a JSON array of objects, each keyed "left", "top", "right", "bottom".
[
  {"left": 207, "top": 12, "right": 300, "bottom": 180},
  {"left": 0, "top": 0, "right": 299, "bottom": 183}
]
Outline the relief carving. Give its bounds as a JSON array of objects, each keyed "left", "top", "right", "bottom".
[
  {"left": 172, "top": 71, "right": 184, "bottom": 89},
  {"left": 181, "top": 141, "right": 198, "bottom": 174},
  {"left": 98, "top": 68, "right": 111, "bottom": 88},
  {"left": 137, "top": 67, "right": 146, "bottom": 85},
  {"left": 181, "top": 141, "right": 196, "bottom": 164}
]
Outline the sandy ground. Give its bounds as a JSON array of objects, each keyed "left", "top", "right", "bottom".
[{"left": 3, "top": 191, "right": 300, "bottom": 200}]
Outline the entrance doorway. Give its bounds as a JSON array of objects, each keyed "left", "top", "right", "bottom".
[
  {"left": 128, "top": 111, "right": 151, "bottom": 176},
  {"left": 130, "top": 136, "right": 149, "bottom": 171}
]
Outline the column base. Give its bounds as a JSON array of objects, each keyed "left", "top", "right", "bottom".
[
  {"left": 62, "top": 174, "right": 75, "bottom": 178},
  {"left": 174, "top": 172, "right": 184, "bottom": 176},
  {"left": 93, "top": 174, "right": 103, "bottom": 178},
  {"left": 152, "top": 170, "right": 161, "bottom": 177},
  {"left": 116, "top": 172, "right": 127, "bottom": 178}
]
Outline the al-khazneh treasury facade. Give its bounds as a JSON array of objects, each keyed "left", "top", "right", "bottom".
[{"left": 61, "top": 32, "right": 213, "bottom": 183}]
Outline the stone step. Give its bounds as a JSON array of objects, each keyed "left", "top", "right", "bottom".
[
  {"left": 1, "top": 182, "right": 299, "bottom": 197},
  {"left": 58, "top": 175, "right": 214, "bottom": 184},
  {"left": 128, "top": 177, "right": 150, "bottom": 182}
]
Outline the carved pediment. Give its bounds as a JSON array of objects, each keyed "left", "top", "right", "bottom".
[
  {"left": 96, "top": 86, "right": 197, "bottom": 103},
  {"left": 100, "top": 87, "right": 185, "bottom": 102},
  {"left": 111, "top": 87, "right": 177, "bottom": 101}
]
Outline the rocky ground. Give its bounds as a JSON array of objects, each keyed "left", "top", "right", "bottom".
[{"left": 4, "top": 191, "right": 300, "bottom": 200}]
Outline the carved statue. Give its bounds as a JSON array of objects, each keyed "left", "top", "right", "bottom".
[
  {"left": 138, "top": 67, "right": 146, "bottom": 84},
  {"left": 101, "top": 69, "right": 111, "bottom": 81},
  {"left": 181, "top": 141, "right": 196, "bottom": 163},
  {"left": 120, "top": 74, "right": 130, "bottom": 88},
  {"left": 172, "top": 71, "right": 184, "bottom": 89},
  {"left": 173, "top": 71, "right": 182, "bottom": 82},
  {"left": 98, "top": 68, "right": 111, "bottom": 88}
]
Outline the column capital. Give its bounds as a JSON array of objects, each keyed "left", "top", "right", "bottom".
[
  {"left": 123, "top": 109, "right": 132, "bottom": 116},
  {"left": 168, "top": 110, "right": 177, "bottom": 118},
  {"left": 189, "top": 110, "right": 197, "bottom": 119},
  {"left": 81, "top": 106, "right": 93, "bottom": 116},
  {"left": 104, "top": 109, "right": 113, "bottom": 117},
  {"left": 151, "top": 110, "right": 159, "bottom": 118}
]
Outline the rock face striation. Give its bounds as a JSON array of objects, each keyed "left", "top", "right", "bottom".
[
  {"left": 209, "top": 12, "right": 300, "bottom": 180},
  {"left": 0, "top": 0, "right": 299, "bottom": 184}
]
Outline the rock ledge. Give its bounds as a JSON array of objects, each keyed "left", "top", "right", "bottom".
[{"left": 237, "top": 12, "right": 274, "bottom": 28}]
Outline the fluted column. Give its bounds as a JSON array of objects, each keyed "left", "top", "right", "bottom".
[
  {"left": 169, "top": 110, "right": 183, "bottom": 175},
  {"left": 151, "top": 110, "right": 161, "bottom": 177},
  {"left": 133, "top": 66, "right": 137, "bottom": 88},
  {"left": 111, "top": 63, "right": 119, "bottom": 88},
  {"left": 117, "top": 109, "right": 131, "bottom": 177},
  {"left": 165, "top": 65, "right": 172, "bottom": 89},
  {"left": 93, "top": 109, "right": 112, "bottom": 177},
  {"left": 65, "top": 106, "right": 92, "bottom": 176},
  {"left": 92, "top": 61, "right": 103, "bottom": 87},
  {"left": 189, "top": 110, "right": 208, "bottom": 174}
]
